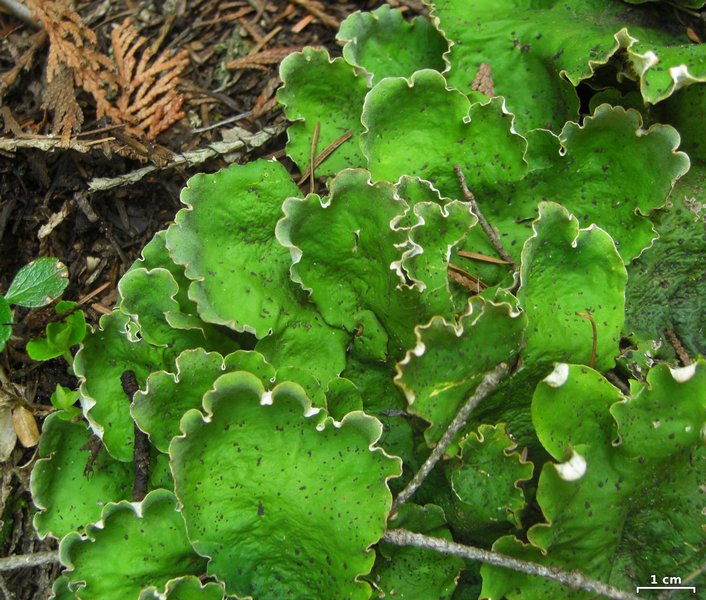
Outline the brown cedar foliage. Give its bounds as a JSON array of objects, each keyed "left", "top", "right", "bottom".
[{"left": 26, "top": 0, "right": 188, "bottom": 144}]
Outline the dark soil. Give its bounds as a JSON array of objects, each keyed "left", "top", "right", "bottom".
[{"left": 0, "top": 1, "right": 425, "bottom": 596}]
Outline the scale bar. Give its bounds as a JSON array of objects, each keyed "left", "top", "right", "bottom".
[{"left": 636, "top": 586, "right": 696, "bottom": 593}]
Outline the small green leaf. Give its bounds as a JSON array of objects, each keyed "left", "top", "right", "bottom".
[
  {"left": 26, "top": 301, "right": 86, "bottom": 361},
  {"left": 0, "top": 296, "right": 12, "bottom": 352},
  {"left": 31, "top": 413, "right": 133, "bottom": 539},
  {"left": 278, "top": 48, "right": 369, "bottom": 176},
  {"left": 5, "top": 257, "right": 68, "bottom": 308},
  {"left": 337, "top": 5, "right": 447, "bottom": 85},
  {"left": 60, "top": 490, "right": 206, "bottom": 600},
  {"left": 49, "top": 384, "right": 81, "bottom": 420},
  {"left": 170, "top": 371, "right": 401, "bottom": 599}
]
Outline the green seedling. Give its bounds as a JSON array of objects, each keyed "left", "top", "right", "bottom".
[
  {"left": 1, "top": 257, "right": 69, "bottom": 352},
  {"left": 26, "top": 301, "right": 87, "bottom": 363},
  {"left": 30, "top": 3, "right": 705, "bottom": 599},
  {"left": 49, "top": 385, "right": 82, "bottom": 421}
]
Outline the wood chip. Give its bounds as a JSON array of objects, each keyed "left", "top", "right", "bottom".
[
  {"left": 292, "top": 14, "right": 315, "bottom": 33},
  {"left": 12, "top": 406, "right": 40, "bottom": 448},
  {"left": 78, "top": 280, "right": 112, "bottom": 305},
  {"left": 90, "top": 302, "right": 113, "bottom": 316},
  {"left": 226, "top": 38, "right": 290, "bottom": 70},
  {"left": 37, "top": 200, "right": 72, "bottom": 240},
  {"left": 687, "top": 27, "right": 703, "bottom": 44},
  {"left": 290, "top": 0, "right": 339, "bottom": 30},
  {"left": 447, "top": 263, "right": 488, "bottom": 293}
]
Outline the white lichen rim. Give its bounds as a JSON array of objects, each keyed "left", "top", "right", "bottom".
[
  {"left": 544, "top": 363, "right": 570, "bottom": 388},
  {"left": 669, "top": 363, "right": 697, "bottom": 383},
  {"left": 554, "top": 449, "right": 587, "bottom": 482}
]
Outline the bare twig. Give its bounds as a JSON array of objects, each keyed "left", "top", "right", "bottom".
[
  {"left": 310, "top": 121, "right": 320, "bottom": 194},
  {"left": 191, "top": 111, "right": 252, "bottom": 134},
  {"left": 448, "top": 262, "right": 488, "bottom": 292},
  {"left": 297, "top": 130, "right": 353, "bottom": 185},
  {"left": 383, "top": 529, "right": 640, "bottom": 600},
  {"left": 457, "top": 250, "right": 512, "bottom": 265},
  {"left": 89, "top": 125, "right": 283, "bottom": 191},
  {"left": 0, "top": 136, "right": 114, "bottom": 155},
  {"left": 0, "top": 0, "right": 37, "bottom": 27},
  {"left": 0, "top": 551, "right": 60, "bottom": 572},
  {"left": 454, "top": 165, "right": 515, "bottom": 266},
  {"left": 605, "top": 371, "right": 630, "bottom": 395},
  {"left": 664, "top": 328, "right": 692, "bottom": 366},
  {"left": 289, "top": 0, "right": 339, "bottom": 30},
  {"left": 391, "top": 362, "right": 509, "bottom": 514}
]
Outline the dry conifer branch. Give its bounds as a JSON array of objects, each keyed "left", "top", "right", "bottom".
[
  {"left": 110, "top": 19, "right": 189, "bottom": 141},
  {"left": 383, "top": 529, "right": 640, "bottom": 600},
  {"left": 26, "top": 0, "right": 116, "bottom": 143},
  {"left": 454, "top": 164, "right": 515, "bottom": 266},
  {"left": 0, "top": 551, "right": 59, "bottom": 572},
  {"left": 391, "top": 362, "right": 509, "bottom": 514},
  {"left": 22, "top": 4, "right": 188, "bottom": 143}
]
